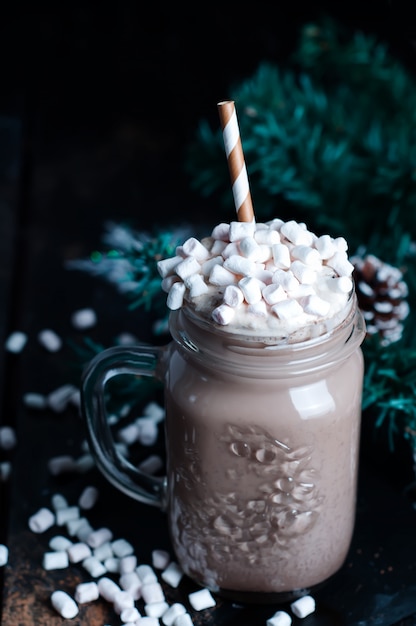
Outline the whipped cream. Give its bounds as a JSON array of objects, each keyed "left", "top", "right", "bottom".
[{"left": 157, "top": 218, "right": 354, "bottom": 337}]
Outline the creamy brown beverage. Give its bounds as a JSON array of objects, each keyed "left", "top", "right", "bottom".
[
  {"left": 82, "top": 216, "right": 365, "bottom": 603},
  {"left": 158, "top": 217, "right": 365, "bottom": 601}
]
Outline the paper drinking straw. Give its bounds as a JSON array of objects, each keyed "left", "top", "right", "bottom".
[{"left": 217, "top": 100, "right": 255, "bottom": 223}]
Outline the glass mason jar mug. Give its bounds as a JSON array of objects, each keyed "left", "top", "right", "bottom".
[{"left": 81, "top": 292, "right": 366, "bottom": 603}]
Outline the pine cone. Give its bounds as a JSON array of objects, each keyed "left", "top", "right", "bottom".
[{"left": 352, "top": 253, "right": 409, "bottom": 345}]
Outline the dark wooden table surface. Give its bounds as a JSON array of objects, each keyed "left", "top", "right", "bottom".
[{"left": 3, "top": 5, "right": 416, "bottom": 626}]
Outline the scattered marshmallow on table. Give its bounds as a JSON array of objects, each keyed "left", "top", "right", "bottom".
[
  {"left": 87, "top": 527, "right": 113, "bottom": 548},
  {"left": 50, "top": 590, "right": 79, "bottom": 619},
  {"left": 28, "top": 507, "right": 55, "bottom": 533},
  {"left": 188, "top": 588, "right": 216, "bottom": 611},
  {"left": 174, "top": 614, "right": 194, "bottom": 626},
  {"left": 71, "top": 307, "right": 97, "bottom": 329},
  {"left": 152, "top": 548, "right": 170, "bottom": 570},
  {"left": 74, "top": 581, "right": 99, "bottom": 604},
  {"left": 97, "top": 576, "right": 122, "bottom": 602},
  {"left": 161, "top": 602, "right": 187, "bottom": 625},
  {"left": 290, "top": 595, "right": 316, "bottom": 618},
  {"left": 161, "top": 561, "right": 184, "bottom": 588},
  {"left": 0, "top": 544, "right": 8, "bottom": 567},
  {"left": 266, "top": 610, "right": 292, "bottom": 626},
  {"left": 37, "top": 329, "right": 62, "bottom": 352},
  {"left": 144, "top": 601, "right": 170, "bottom": 618},
  {"left": 22, "top": 392, "right": 47, "bottom": 409},
  {"left": 140, "top": 581, "right": 165, "bottom": 604},
  {"left": 5, "top": 331, "right": 27, "bottom": 353},
  {"left": 0, "top": 426, "right": 17, "bottom": 451},
  {"left": 67, "top": 541, "right": 92, "bottom": 563},
  {"left": 0, "top": 461, "right": 11, "bottom": 482},
  {"left": 78, "top": 485, "right": 99, "bottom": 510},
  {"left": 42, "top": 550, "right": 69, "bottom": 570},
  {"left": 111, "top": 537, "right": 134, "bottom": 558}
]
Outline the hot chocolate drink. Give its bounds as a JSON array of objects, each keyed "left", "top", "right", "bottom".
[{"left": 158, "top": 217, "right": 365, "bottom": 600}]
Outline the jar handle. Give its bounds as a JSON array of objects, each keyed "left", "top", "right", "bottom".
[{"left": 81, "top": 344, "right": 168, "bottom": 509}]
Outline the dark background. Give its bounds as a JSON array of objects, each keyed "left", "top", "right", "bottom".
[{"left": 2, "top": 3, "right": 416, "bottom": 237}]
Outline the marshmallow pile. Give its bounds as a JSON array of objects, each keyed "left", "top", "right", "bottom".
[{"left": 157, "top": 219, "right": 354, "bottom": 334}]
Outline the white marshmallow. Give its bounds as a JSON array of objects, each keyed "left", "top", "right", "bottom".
[
  {"left": 55, "top": 505, "right": 79, "bottom": 526},
  {"left": 141, "top": 581, "right": 165, "bottom": 604},
  {"left": 175, "top": 256, "right": 201, "bottom": 280},
  {"left": 119, "top": 554, "right": 137, "bottom": 574},
  {"left": 0, "top": 544, "right": 8, "bottom": 567},
  {"left": 167, "top": 281, "right": 186, "bottom": 310},
  {"left": 0, "top": 426, "right": 17, "bottom": 451},
  {"left": 143, "top": 401, "right": 165, "bottom": 422},
  {"left": 182, "top": 237, "right": 210, "bottom": 261},
  {"left": 113, "top": 589, "right": 135, "bottom": 614},
  {"left": 238, "top": 236, "right": 261, "bottom": 260},
  {"left": 315, "top": 234, "right": 337, "bottom": 260},
  {"left": 48, "top": 455, "right": 77, "bottom": 476},
  {"left": 49, "top": 535, "right": 72, "bottom": 551},
  {"left": 290, "top": 595, "right": 316, "bottom": 618},
  {"left": 262, "top": 283, "right": 287, "bottom": 305},
  {"left": 326, "top": 251, "right": 354, "bottom": 276},
  {"left": 272, "top": 299, "right": 304, "bottom": 320},
  {"left": 104, "top": 556, "right": 120, "bottom": 573},
  {"left": 201, "top": 255, "right": 223, "bottom": 276},
  {"left": 209, "top": 264, "right": 238, "bottom": 286},
  {"left": 51, "top": 590, "right": 79, "bottom": 619},
  {"left": 111, "top": 538, "right": 134, "bottom": 558},
  {"left": 43, "top": 550, "right": 69, "bottom": 570},
  {"left": 161, "top": 275, "right": 181, "bottom": 293},
  {"left": 221, "top": 241, "right": 240, "bottom": 259},
  {"left": 272, "top": 243, "right": 291, "bottom": 269},
  {"left": 144, "top": 601, "right": 170, "bottom": 618},
  {"left": 138, "top": 454, "right": 164, "bottom": 475},
  {"left": 87, "top": 527, "right": 113, "bottom": 548},
  {"left": 135, "top": 417, "right": 159, "bottom": 446},
  {"left": 160, "top": 561, "right": 184, "bottom": 588},
  {"left": 300, "top": 294, "right": 331, "bottom": 317},
  {"left": 22, "top": 392, "right": 47, "bottom": 409},
  {"left": 229, "top": 220, "right": 256, "bottom": 241},
  {"left": 38, "top": 329, "right": 62, "bottom": 352},
  {"left": 291, "top": 260, "right": 317, "bottom": 285},
  {"left": 68, "top": 518, "right": 93, "bottom": 540},
  {"left": 67, "top": 542, "right": 92, "bottom": 563},
  {"left": 47, "top": 384, "right": 78, "bottom": 413},
  {"left": 78, "top": 485, "right": 99, "bottom": 510},
  {"left": 280, "top": 220, "right": 313, "bottom": 245},
  {"left": 212, "top": 304, "right": 235, "bottom": 325},
  {"left": 266, "top": 610, "right": 292, "bottom": 626},
  {"left": 326, "top": 275, "right": 353, "bottom": 294},
  {"left": 211, "top": 222, "right": 230, "bottom": 240},
  {"left": 254, "top": 229, "right": 280, "bottom": 245},
  {"left": 223, "top": 284, "right": 244, "bottom": 307},
  {"left": 28, "top": 507, "right": 55, "bottom": 533},
  {"left": 5, "top": 331, "right": 27, "bottom": 353},
  {"left": 93, "top": 541, "right": 113, "bottom": 561},
  {"left": 291, "top": 245, "right": 321, "bottom": 267},
  {"left": 74, "top": 581, "right": 99, "bottom": 604},
  {"left": 97, "top": 576, "right": 122, "bottom": 602},
  {"left": 0, "top": 461, "right": 11, "bottom": 482},
  {"left": 188, "top": 588, "right": 216, "bottom": 611},
  {"left": 137, "top": 564, "right": 158, "bottom": 583},
  {"left": 82, "top": 555, "right": 107, "bottom": 577},
  {"left": 156, "top": 255, "right": 182, "bottom": 278},
  {"left": 210, "top": 239, "right": 227, "bottom": 255},
  {"left": 185, "top": 273, "right": 209, "bottom": 298},
  {"left": 162, "top": 603, "right": 187, "bottom": 625},
  {"left": 119, "top": 572, "right": 142, "bottom": 600},
  {"left": 152, "top": 549, "right": 170, "bottom": 570},
  {"left": 51, "top": 493, "right": 68, "bottom": 511},
  {"left": 223, "top": 255, "right": 257, "bottom": 276},
  {"left": 71, "top": 308, "right": 97, "bottom": 329},
  {"left": 272, "top": 269, "right": 299, "bottom": 291},
  {"left": 238, "top": 276, "right": 264, "bottom": 304}
]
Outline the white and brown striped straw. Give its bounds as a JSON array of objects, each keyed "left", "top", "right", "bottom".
[{"left": 217, "top": 100, "right": 255, "bottom": 223}]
